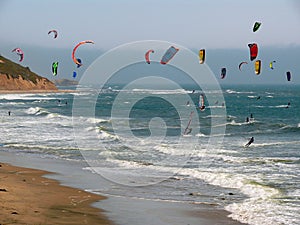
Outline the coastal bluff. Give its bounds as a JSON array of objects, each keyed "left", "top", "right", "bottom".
[{"left": 0, "top": 55, "right": 57, "bottom": 91}]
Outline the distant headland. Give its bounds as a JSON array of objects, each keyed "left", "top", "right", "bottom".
[{"left": 0, "top": 55, "right": 57, "bottom": 92}]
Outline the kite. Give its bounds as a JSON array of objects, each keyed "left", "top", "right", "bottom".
[
  {"left": 286, "top": 71, "right": 291, "bottom": 81},
  {"left": 48, "top": 29, "right": 58, "bottom": 39},
  {"left": 52, "top": 62, "right": 58, "bottom": 76},
  {"left": 145, "top": 49, "right": 154, "bottom": 64},
  {"left": 239, "top": 61, "right": 248, "bottom": 71},
  {"left": 199, "top": 94, "right": 205, "bottom": 111},
  {"left": 12, "top": 48, "right": 24, "bottom": 62},
  {"left": 199, "top": 49, "right": 205, "bottom": 64},
  {"left": 221, "top": 68, "right": 226, "bottom": 79},
  {"left": 73, "top": 71, "right": 77, "bottom": 78},
  {"left": 248, "top": 43, "right": 258, "bottom": 61},
  {"left": 160, "top": 46, "right": 179, "bottom": 64},
  {"left": 253, "top": 22, "right": 261, "bottom": 32},
  {"left": 72, "top": 40, "right": 95, "bottom": 66},
  {"left": 269, "top": 61, "right": 276, "bottom": 70},
  {"left": 255, "top": 60, "right": 261, "bottom": 75}
]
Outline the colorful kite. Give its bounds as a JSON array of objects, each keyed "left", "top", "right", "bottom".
[
  {"left": 255, "top": 60, "right": 261, "bottom": 75},
  {"left": 253, "top": 22, "right": 261, "bottom": 32},
  {"left": 199, "top": 49, "right": 205, "bottom": 64},
  {"left": 248, "top": 43, "right": 258, "bottom": 61},
  {"left": 52, "top": 62, "right": 58, "bottom": 76},
  {"left": 269, "top": 61, "right": 276, "bottom": 70},
  {"left": 160, "top": 46, "right": 179, "bottom": 64},
  {"left": 12, "top": 48, "right": 24, "bottom": 62},
  {"left": 72, "top": 40, "right": 95, "bottom": 66},
  {"left": 145, "top": 49, "right": 154, "bottom": 64}
]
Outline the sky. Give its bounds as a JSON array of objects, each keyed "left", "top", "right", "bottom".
[{"left": 1, "top": 0, "right": 300, "bottom": 84}]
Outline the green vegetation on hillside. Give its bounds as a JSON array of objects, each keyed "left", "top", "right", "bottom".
[{"left": 0, "top": 55, "right": 43, "bottom": 84}]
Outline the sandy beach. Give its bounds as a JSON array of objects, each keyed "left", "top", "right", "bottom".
[{"left": 0, "top": 162, "right": 113, "bottom": 225}]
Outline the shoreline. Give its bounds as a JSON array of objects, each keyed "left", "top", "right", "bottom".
[
  {"left": 0, "top": 162, "right": 114, "bottom": 225},
  {"left": 0, "top": 89, "right": 76, "bottom": 94},
  {"left": 0, "top": 156, "right": 246, "bottom": 225}
]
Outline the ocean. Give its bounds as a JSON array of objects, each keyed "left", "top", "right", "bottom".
[{"left": 0, "top": 84, "right": 299, "bottom": 225}]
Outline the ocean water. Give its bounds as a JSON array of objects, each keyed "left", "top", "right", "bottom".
[{"left": 0, "top": 84, "right": 299, "bottom": 225}]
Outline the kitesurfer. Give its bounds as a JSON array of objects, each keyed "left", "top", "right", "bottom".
[
  {"left": 185, "top": 128, "right": 192, "bottom": 135},
  {"left": 200, "top": 105, "right": 205, "bottom": 111},
  {"left": 246, "top": 117, "right": 249, "bottom": 123},
  {"left": 8, "top": 111, "right": 11, "bottom": 116},
  {"left": 245, "top": 137, "right": 254, "bottom": 147}
]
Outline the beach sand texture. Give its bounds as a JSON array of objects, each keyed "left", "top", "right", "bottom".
[{"left": 0, "top": 163, "right": 113, "bottom": 225}]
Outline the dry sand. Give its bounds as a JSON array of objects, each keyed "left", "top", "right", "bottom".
[{"left": 0, "top": 162, "right": 113, "bottom": 225}]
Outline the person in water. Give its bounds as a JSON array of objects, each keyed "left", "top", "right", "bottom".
[
  {"left": 199, "top": 105, "right": 205, "bottom": 111},
  {"left": 185, "top": 128, "right": 192, "bottom": 135},
  {"left": 245, "top": 137, "right": 254, "bottom": 147}
]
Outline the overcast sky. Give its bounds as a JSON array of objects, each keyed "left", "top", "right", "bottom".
[
  {"left": 1, "top": 0, "right": 300, "bottom": 49},
  {"left": 1, "top": 0, "right": 300, "bottom": 84}
]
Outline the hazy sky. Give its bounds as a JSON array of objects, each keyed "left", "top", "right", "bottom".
[
  {"left": 1, "top": 0, "right": 300, "bottom": 49},
  {"left": 1, "top": 0, "right": 300, "bottom": 84}
]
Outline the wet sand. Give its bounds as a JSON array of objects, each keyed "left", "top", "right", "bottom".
[{"left": 0, "top": 162, "right": 113, "bottom": 225}]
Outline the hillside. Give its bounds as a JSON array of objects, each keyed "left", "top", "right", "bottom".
[
  {"left": 0, "top": 55, "right": 57, "bottom": 91},
  {"left": 54, "top": 79, "right": 78, "bottom": 86}
]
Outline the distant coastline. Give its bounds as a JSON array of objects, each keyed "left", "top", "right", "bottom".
[
  {"left": 0, "top": 89, "right": 76, "bottom": 94},
  {"left": 54, "top": 78, "right": 79, "bottom": 86}
]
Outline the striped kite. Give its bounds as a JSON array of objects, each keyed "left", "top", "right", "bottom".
[
  {"left": 199, "top": 49, "right": 205, "bottom": 64},
  {"left": 160, "top": 46, "right": 179, "bottom": 64},
  {"left": 255, "top": 60, "right": 261, "bottom": 75}
]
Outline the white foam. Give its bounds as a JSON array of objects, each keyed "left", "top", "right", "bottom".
[
  {"left": 97, "top": 130, "right": 119, "bottom": 140},
  {"left": 226, "top": 89, "right": 254, "bottom": 94},
  {"left": 177, "top": 168, "right": 293, "bottom": 225},
  {"left": 26, "top": 107, "right": 42, "bottom": 115},
  {"left": 130, "top": 88, "right": 188, "bottom": 95},
  {"left": 86, "top": 117, "right": 110, "bottom": 124},
  {"left": 195, "top": 132, "right": 206, "bottom": 137}
]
